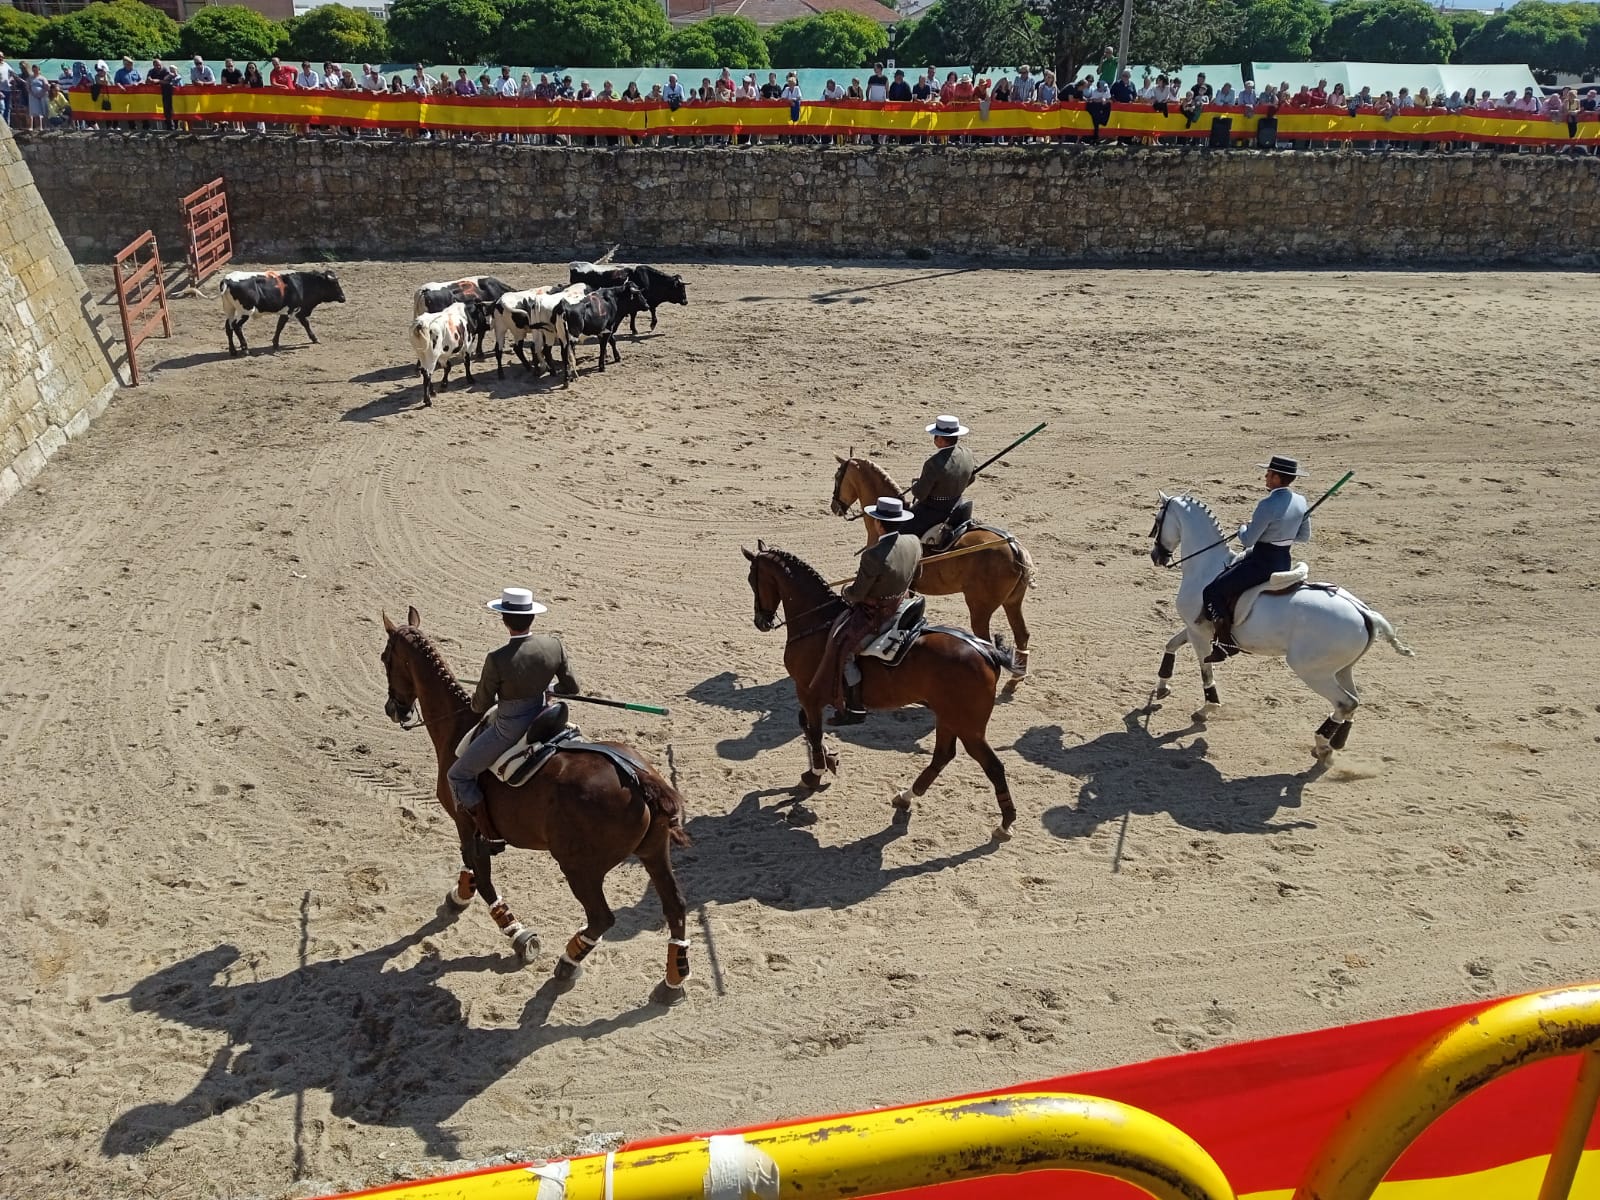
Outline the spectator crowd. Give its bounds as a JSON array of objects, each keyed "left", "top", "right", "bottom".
[{"left": 4, "top": 48, "right": 1595, "bottom": 150}]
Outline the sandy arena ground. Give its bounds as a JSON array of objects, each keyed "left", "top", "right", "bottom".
[{"left": 2, "top": 260, "right": 1598, "bottom": 1199}]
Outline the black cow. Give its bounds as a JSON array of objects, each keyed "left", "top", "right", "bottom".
[
  {"left": 561, "top": 283, "right": 649, "bottom": 374},
  {"left": 568, "top": 262, "right": 688, "bottom": 335},
  {"left": 412, "top": 276, "right": 513, "bottom": 357},
  {"left": 219, "top": 269, "right": 346, "bottom": 356}
]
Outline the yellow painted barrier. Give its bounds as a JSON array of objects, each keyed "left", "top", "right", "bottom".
[
  {"left": 1293, "top": 982, "right": 1600, "bottom": 1200},
  {"left": 335, "top": 1092, "right": 1237, "bottom": 1200}
]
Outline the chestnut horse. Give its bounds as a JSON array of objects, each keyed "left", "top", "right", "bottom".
[
  {"left": 742, "top": 543, "right": 1018, "bottom": 834},
  {"left": 831, "top": 454, "right": 1035, "bottom": 679},
  {"left": 380, "top": 607, "right": 692, "bottom": 1006}
]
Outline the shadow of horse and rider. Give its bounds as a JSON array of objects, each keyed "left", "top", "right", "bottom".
[{"left": 99, "top": 690, "right": 1317, "bottom": 1161}]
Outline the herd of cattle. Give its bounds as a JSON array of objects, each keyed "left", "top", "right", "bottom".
[{"left": 217, "top": 262, "right": 691, "bottom": 405}]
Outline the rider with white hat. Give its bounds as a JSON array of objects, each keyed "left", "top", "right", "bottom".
[
  {"left": 447, "top": 587, "right": 580, "bottom": 840},
  {"left": 810, "top": 497, "right": 923, "bottom": 724},
  {"left": 1202, "top": 455, "right": 1312, "bottom": 659},
  {"left": 904, "top": 415, "right": 976, "bottom": 543}
]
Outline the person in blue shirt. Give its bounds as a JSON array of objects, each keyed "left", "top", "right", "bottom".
[
  {"left": 1203, "top": 455, "right": 1312, "bottom": 658},
  {"left": 113, "top": 56, "right": 141, "bottom": 85}
]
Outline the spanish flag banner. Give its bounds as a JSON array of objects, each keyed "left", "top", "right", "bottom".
[
  {"left": 69, "top": 87, "right": 1600, "bottom": 147},
  {"left": 312, "top": 985, "right": 1600, "bottom": 1200}
]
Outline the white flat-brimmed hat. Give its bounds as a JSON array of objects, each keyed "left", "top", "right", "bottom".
[
  {"left": 486, "top": 587, "right": 547, "bottom": 615},
  {"left": 926, "top": 414, "right": 969, "bottom": 437},
  {"left": 865, "top": 496, "right": 914, "bottom": 522},
  {"left": 1257, "top": 455, "right": 1307, "bottom": 478}
]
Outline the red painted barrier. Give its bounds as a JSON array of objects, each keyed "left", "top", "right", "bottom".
[{"left": 111, "top": 230, "right": 171, "bottom": 387}]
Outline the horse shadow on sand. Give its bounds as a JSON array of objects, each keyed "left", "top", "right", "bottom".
[
  {"left": 99, "top": 911, "right": 668, "bottom": 1162},
  {"left": 1015, "top": 707, "right": 1322, "bottom": 838},
  {"left": 686, "top": 671, "right": 936, "bottom": 761},
  {"left": 602, "top": 786, "right": 1004, "bottom": 944}
]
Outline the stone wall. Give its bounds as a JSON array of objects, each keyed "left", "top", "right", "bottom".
[
  {"left": 14, "top": 132, "right": 1600, "bottom": 266},
  {"left": 1, "top": 124, "right": 118, "bottom": 507}
]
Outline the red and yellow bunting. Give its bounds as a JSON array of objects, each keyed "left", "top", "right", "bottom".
[{"left": 69, "top": 86, "right": 1600, "bottom": 147}]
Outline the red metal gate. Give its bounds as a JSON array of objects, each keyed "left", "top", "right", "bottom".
[
  {"left": 180, "top": 176, "right": 233, "bottom": 291},
  {"left": 112, "top": 231, "right": 172, "bottom": 387}
]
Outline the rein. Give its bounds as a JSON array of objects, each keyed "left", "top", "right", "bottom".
[
  {"left": 397, "top": 702, "right": 471, "bottom": 732},
  {"left": 1164, "top": 534, "right": 1234, "bottom": 569}
]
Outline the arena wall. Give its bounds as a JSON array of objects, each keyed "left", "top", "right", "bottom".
[
  {"left": 1, "top": 126, "right": 119, "bottom": 507},
  {"left": 14, "top": 132, "right": 1600, "bottom": 266}
]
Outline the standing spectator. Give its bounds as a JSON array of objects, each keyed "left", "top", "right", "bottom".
[
  {"left": 534, "top": 73, "right": 555, "bottom": 100},
  {"left": 1084, "top": 73, "right": 1110, "bottom": 139},
  {"left": 1216, "top": 81, "right": 1236, "bottom": 107},
  {"left": 455, "top": 68, "right": 477, "bottom": 96},
  {"left": 847, "top": 78, "right": 864, "bottom": 100},
  {"left": 823, "top": 78, "right": 845, "bottom": 101},
  {"left": 888, "top": 69, "right": 912, "bottom": 101},
  {"left": 1581, "top": 88, "right": 1598, "bottom": 112},
  {"left": 411, "top": 66, "right": 431, "bottom": 93},
  {"left": 1099, "top": 45, "right": 1117, "bottom": 83},
  {"left": 362, "top": 64, "right": 384, "bottom": 92},
  {"left": 1014, "top": 64, "right": 1038, "bottom": 102},
  {"left": 494, "top": 67, "right": 517, "bottom": 98},
  {"left": 911, "top": 71, "right": 933, "bottom": 101},
  {"left": 1179, "top": 72, "right": 1206, "bottom": 129},
  {"left": 577, "top": 79, "right": 594, "bottom": 101},
  {"left": 220, "top": 59, "right": 243, "bottom": 85},
  {"left": 866, "top": 63, "right": 889, "bottom": 103},
  {"left": 1514, "top": 87, "right": 1539, "bottom": 114},
  {"left": 1109, "top": 67, "right": 1134, "bottom": 103},
  {"left": 388, "top": 75, "right": 404, "bottom": 94},
  {"left": 26, "top": 64, "right": 48, "bottom": 131},
  {"left": 0, "top": 54, "right": 13, "bottom": 128},
  {"left": 190, "top": 55, "right": 215, "bottom": 85},
  {"left": 115, "top": 56, "right": 142, "bottom": 86},
  {"left": 1037, "top": 70, "right": 1058, "bottom": 105},
  {"left": 952, "top": 75, "right": 973, "bottom": 102},
  {"left": 1444, "top": 90, "right": 1463, "bottom": 113},
  {"left": 297, "top": 61, "right": 320, "bottom": 89},
  {"left": 940, "top": 72, "right": 958, "bottom": 102},
  {"left": 663, "top": 74, "right": 685, "bottom": 106},
  {"left": 756, "top": 71, "right": 777, "bottom": 100},
  {"left": 740, "top": 74, "right": 759, "bottom": 100},
  {"left": 269, "top": 57, "right": 295, "bottom": 88},
  {"left": 146, "top": 59, "right": 179, "bottom": 130},
  {"left": 1309, "top": 78, "right": 1328, "bottom": 105},
  {"left": 243, "top": 62, "right": 264, "bottom": 88}
]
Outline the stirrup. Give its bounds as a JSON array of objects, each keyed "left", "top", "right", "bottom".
[{"left": 828, "top": 706, "right": 867, "bottom": 726}]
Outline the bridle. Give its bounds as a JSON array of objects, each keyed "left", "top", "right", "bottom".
[{"left": 1149, "top": 495, "right": 1232, "bottom": 570}]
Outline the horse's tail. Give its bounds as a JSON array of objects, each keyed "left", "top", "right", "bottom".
[
  {"left": 641, "top": 767, "right": 691, "bottom": 847},
  {"left": 1362, "top": 606, "right": 1416, "bottom": 658},
  {"left": 1013, "top": 538, "right": 1037, "bottom": 590}
]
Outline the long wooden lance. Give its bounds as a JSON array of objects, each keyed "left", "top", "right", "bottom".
[
  {"left": 846, "top": 422, "right": 1047, "bottom": 520},
  {"left": 461, "top": 683, "right": 668, "bottom": 716},
  {"left": 1165, "top": 470, "right": 1355, "bottom": 570}
]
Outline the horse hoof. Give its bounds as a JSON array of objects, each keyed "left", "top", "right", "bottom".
[
  {"left": 511, "top": 928, "right": 540, "bottom": 964},
  {"left": 800, "top": 770, "right": 830, "bottom": 791},
  {"left": 992, "top": 824, "right": 1014, "bottom": 843},
  {"left": 445, "top": 886, "right": 472, "bottom": 912},
  {"left": 890, "top": 789, "right": 913, "bottom": 811},
  {"left": 1154, "top": 682, "right": 1171, "bottom": 700},
  {"left": 823, "top": 752, "right": 840, "bottom": 774},
  {"left": 1313, "top": 736, "right": 1333, "bottom": 761},
  {"left": 552, "top": 957, "right": 581, "bottom": 983},
  {"left": 650, "top": 980, "right": 687, "bottom": 1007}
]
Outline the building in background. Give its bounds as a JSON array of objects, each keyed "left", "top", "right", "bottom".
[{"left": 667, "top": 0, "right": 894, "bottom": 25}]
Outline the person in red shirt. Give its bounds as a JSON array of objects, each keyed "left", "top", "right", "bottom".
[
  {"left": 268, "top": 57, "right": 296, "bottom": 88},
  {"left": 953, "top": 75, "right": 974, "bottom": 102},
  {"left": 1290, "top": 85, "right": 1313, "bottom": 107},
  {"left": 1308, "top": 79, "right": 1328, "bottom": 105}
]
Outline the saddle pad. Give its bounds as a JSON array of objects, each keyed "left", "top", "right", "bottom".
[
  {"left": 860, "top": 597, "right": 926, "bottom": 663},
  {"left": 496, "top": 737, "right": 649, "bottom": 792},
  {"left": 1235, "top": 562, "right": 1311, "bottom": 628},
  {"left": 862, "top": 622, "right": 998, "bottom": 669},
  {"left": 497, "top": 726, "right": 580, "bottom": 788}
]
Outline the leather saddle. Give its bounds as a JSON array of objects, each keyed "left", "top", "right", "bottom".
[
  {"left": 1233, "top": 562, "right": 1314, "bottom": 628},
  {"left": 858, "top": 596, "right": 928, "bottom": 666},
  {"left": 919, "top": 499, "right": 974, "bottom": 552},
  {"left": 454, "top": 702, "right": 579, "bottom": 789}
]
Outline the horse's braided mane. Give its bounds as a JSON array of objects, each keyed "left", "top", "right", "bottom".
[
  {"left": 853, "top": 455, "right": 903, "bottom": 495},
  {"left": 1182, "top": 493, "right": 1223, "bottom": 528},
  {"left": 397, "top": 624, "right": 472, "bottom": 704},
  {"left": 762, "top": 546, "right": 837, "bottom": 595}
]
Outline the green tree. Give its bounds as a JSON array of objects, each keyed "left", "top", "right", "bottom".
[
  {"left": 180, "top": 5, "right": 287, "bottom": 60},
  {"left": 284, "top": 3, "right": 389, "bottom": 63},
  {"left": 36, "top": 0, "right": 182, "bottom": 60},
  {"left": 1036, "top": 0, "right": 1229, "bottom": 86},
  {"left": 1316, "top": 0, "right": 1454, "bottom": 64},
  {"left": 895, "top": 0, "right": 1041, "bottom": 70},
  {"left": 698, "top": 15, "right": 770, "bottom": 68},
  {"left": 1458, "top": 1, "right": 1594, "bottom": 75},
  {"left": 764, "top": 11, "right": 890, "bottom": 68},
  {"left": 387, "top": 0, "right": 502, "bottom": 64},
  {"left": 0, "top": 6, "right": 47, "bottom": 56},
  {"left": 499, "top": 0, "right": 670, "bottom": 67},
  {"left": 1443, "top": 7, "right": 1485, "bottom": 63},
  {"left": 1207, "top": 0, "right": 1329, "bottom": 62}
]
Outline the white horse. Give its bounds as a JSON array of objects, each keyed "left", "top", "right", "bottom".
[{"left": 1148, "top": 492, "right": 1414, "bottom": 758}]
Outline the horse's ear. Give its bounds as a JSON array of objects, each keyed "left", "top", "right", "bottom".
[
  {"left": 741, "top": 546, "right": 755, "bottom": 562},
  {"left": 835, "top": 453, "right": 848, "bottom": 464},
  {"left": 407, "top": 605, "right": 421, "bottom": 628},
  {"left": 382, "top": 611, "right": 396, "bottom": 634},
  {"left": 1157, "top": 490, "right": 1169, "bottom": 501},
  {"left": 757, "top": 538, "right": 767, "bottom": 552}
]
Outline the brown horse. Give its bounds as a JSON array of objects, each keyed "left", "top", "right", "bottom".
[
  {"left": 379, "top": 607, "right": 692, "bottom": 1006},
  {"left": 831, "top": 454, "right": 1035, "bottom": 680},
  {"left": 742, "top": 544, "right": 1018, "bottom": 834}
]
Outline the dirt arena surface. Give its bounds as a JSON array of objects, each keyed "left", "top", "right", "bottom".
[{"left": 3, "top": 260, "right": 1598, "bottom": 1199}]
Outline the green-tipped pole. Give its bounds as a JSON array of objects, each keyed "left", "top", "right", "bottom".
[
  {"left": 973, "top": 421, "right": 1047, "bottom": 476},
  {"left": 460, "top": 685, "right": 668, "bottom": 717},
  {"left": 1305, "top": 470, "right": 1355, "bottom": 517}
]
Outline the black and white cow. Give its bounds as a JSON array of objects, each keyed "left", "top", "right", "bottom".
[
  {"left": 560, "top": 283, "right": 650, "bottom": 374},
  {"left": 412, "top": 276, "right": 513, "bottom": 357},
  {"left": 567, "top": 262, "right": 688, "bottom": 335},
  {"left": 219, "top": 269, "right": 346, "bottom": 356},
  {"left": 490, "top": 283, "right": 587, "bottom": 384},
  {"left": 411, "top": 301, "right": 490, "bottom": 405}
]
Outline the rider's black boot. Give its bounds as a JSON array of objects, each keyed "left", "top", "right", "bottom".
[{"left": 828, "top": 681, "right": 867, "bottom": 726}]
